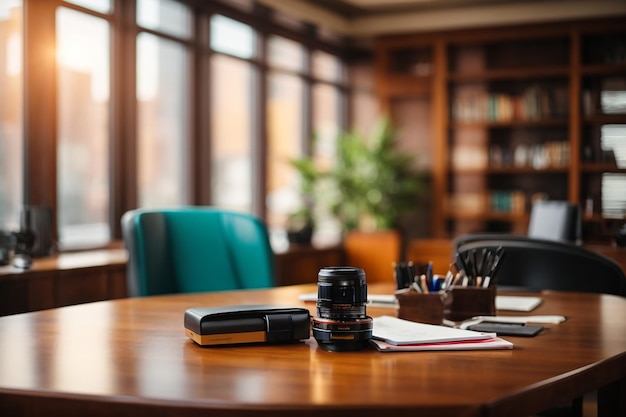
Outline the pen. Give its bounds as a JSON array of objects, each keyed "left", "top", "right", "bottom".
[
  {"left": 442, "top": 266, "right": 454, "bottom": 290},
  {"left": 452, "top": 272, "right": 463, "bottom": 286},
  {"left": 426, "top": 261, "right": 434, "bottom": 291},
  {"left": 420, "top": 274, "right": 429, "bottom": 294},
  {"left": 456, "top": 252, "right": 470, "bottom": 283},
  {"left": 472, "top": 249, "right": 479, "bottom": 280},
  {"left": 488, "top": 247, "right": 506, "bottom": 284},
  {"left": 482, "top": 276, "right": 491, "bottom": 288}
]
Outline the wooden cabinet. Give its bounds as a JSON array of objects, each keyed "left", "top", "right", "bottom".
[
  {"left": 0, "top": 250, "right": 128, "bottom": 316},
  {"left": 0, "top": 246, "right": 346, "bottom": 315},
  {"left": 375, "top": 18, "right": 626, "bottom": 243},
  {"left": 274, "top": 245, "right": 345, "bottom": 286}
]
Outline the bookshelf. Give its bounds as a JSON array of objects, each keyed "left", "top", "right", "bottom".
[{"left": 375, "top": 18, "right": 626, "bottom": 243}]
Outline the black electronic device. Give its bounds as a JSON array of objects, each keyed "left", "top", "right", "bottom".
[
  {"left": 184, "top": 305, "right": 311, "bottom": 346},
  {"left": 466, "top": 321, "right": 544, "bottom": 337}
]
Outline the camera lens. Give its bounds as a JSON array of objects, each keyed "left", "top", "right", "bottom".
[{"left": 312, "top": 266, "right": 373, "bottom": 351}]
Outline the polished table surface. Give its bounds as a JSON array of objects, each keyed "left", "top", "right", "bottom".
[{"left": 0, "top": 283, "right": 625, "bottom": 417}]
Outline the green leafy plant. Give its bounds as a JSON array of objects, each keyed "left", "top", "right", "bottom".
[
  {"left": 286, "top": 156, "right": 320, "bottom": 239},
  {"left": 290, "top": 116, "right": 425, "bottom": 233}
]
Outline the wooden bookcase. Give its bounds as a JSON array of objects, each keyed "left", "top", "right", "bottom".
[{"left": 375, "top": 18, "right": 626, "bottom": 243}]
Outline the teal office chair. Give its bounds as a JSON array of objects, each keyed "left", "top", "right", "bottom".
[{"left": 122, "top": 207, "right": 275, "bottom": 296}]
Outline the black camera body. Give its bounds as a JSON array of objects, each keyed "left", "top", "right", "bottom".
[{"left": 312, "top": 266, "right": 373, "bottom": 351}]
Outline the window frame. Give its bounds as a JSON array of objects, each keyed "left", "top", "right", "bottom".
[{"left": 17, "top": 0, "right": 355, "bottom": 250}]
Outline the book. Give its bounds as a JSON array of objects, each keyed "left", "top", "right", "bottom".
[
  {"left": 372, "top": 315, "right": 496, "bottom": 346},
  {"left": 495, "top": 295, "right": 542, "bottom": 312},
  {"left": 371, "top": 337, "right": 513, "bottom": 352}
]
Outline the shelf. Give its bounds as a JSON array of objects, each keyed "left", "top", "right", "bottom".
[
  {"left": 583, "top": 214, "right": 626, "bottom": 223},
  {"left": 487, "top": 166, "right": 568, "bottom": 174},
  {"left": 450, "top": 119, "right": 568, "bottom": 129},
  {"left": 582, "top": 63, "right": 626, "bottom": 76},
  {"left": 448, "top": 66, "right": 569, "bottom": 82},
  {"left": 581, "top": 164, "right": 626, "bottom": 173},
  {"left": 380, "top": 75, "right": 431, "bottom": 97},
  {"left": 583, "top": 114, "right": 626, "bottom": 125},
  {"left": 446, "top": 211, "right": 529, "bottom": 222},
  {"left": 450, "top": 166, "right": 569, "bottom": 174}
]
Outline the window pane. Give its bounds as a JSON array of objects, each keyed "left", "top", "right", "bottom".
[
  {"left": 266, "top": 72, "right": 304, "bottom": 231},
  {"left": 312, "top": 50, "right": 342, "bottom": 82},
  {"left": 313, "top": 83, "right": 342, "bottom": 243},
  {"left": 63, "top": 0, "right": 111, "bottom": 14},
  {"left": 137, "top": 33, "right": 190, "bottom": 208},
  {"left": 313, "top": 83, "right": 340, "bottom": 163},
  {"left": 210, "top": 15, "right": 255, "bottom": 59},
  {"left": 56, "top": 7, "right": 110, "bottom": 247},
  {"left": 0, "top": 0, "right": 23, "bottom": 230},
  {"left": 268, "top": 35, "right": 304, "bottom": 72},
  {"left": 211, "top": 54, "right": 253, "bottom": 212},
  {"left": 137, "top": 0, "right": 191, "bottom": 39}
]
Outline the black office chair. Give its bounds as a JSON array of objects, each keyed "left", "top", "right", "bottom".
[
  {"left": 527, "top": 200, "right": 582, "bottom": 245},
  {"left": 455, "top": 236, "right": 625, "bottom": 296},
  {"left": 455, "top": 234, "right": 625, "bottom": 417}
]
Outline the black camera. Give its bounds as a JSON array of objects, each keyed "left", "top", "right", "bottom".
[{"left": 312, "top": 266, "right": 373, "bottom": 351}]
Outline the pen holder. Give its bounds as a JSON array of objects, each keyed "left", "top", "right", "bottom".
[
  {"left": 442, "top": 286, "right": 496, "bottom": 322},
  {"left": 395, "top": 290, "right": 444, "bottom": 325}
]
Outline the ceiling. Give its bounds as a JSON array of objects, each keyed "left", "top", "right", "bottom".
[
  {"left": 303, "top": 0, "right": 560, "bottom": 18},
  {"left": 260, "top": 0, "right": 626, "bottom": 38}
]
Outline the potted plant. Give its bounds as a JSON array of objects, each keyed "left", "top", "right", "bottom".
[
  {"left": 288, "top": 116, "right": 426, "bottom": 263},
  {"left": 325, "top": 117, "right": 425, "bottom": 233}
]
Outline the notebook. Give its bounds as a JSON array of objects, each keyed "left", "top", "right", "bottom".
[{"left": 371, "top": 315, "right": 513, "bottom": 351}]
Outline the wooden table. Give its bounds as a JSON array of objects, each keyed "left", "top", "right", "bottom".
[{"left": 0, "top": 283, "right": 624, "bottom": 417}]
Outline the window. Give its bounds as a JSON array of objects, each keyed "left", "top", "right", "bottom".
[
  {"left": 136, "top": 32, "right": 190, "bottom": 208},
  {"left": 5, "top": 2, "right": 353, "bottom": 250},
  {"left": 209, "top": 15, "right": 258, "bottom": 213},
  {"left": 266, "top": 35, "right": 306, "bottom": 230},
  {"left": 56, "top": 6, "right": 110, "bottom": 247},
  {"left": 64, "top": 0, "right": 111, "bottom": 14},
  {"left": 137, "top": 0, "right": 191, "bottom": 39},
  {"left": 210, "top": 54, "right": 254, "bottom": 212},
  {"left": 210, "top": 14, "right": 255, "bottom": 59},
  {"left": 0, "top": 0, "right": 23, "bottom": 230}
]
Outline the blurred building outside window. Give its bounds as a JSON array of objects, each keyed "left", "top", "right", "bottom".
[
  {"left": 0, "top": 0, "right": 23, "bottom": 231},
  {"left": 56, "top": 6, "right": 110, "bottom": 248}
]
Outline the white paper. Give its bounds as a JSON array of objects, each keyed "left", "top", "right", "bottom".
[
  {"left": 467, "top": 315, "right": 567, "bottom": 325},
  {"left": 372, "top": 315, "right": 494, "bottom": 345},
  {"left": 370, "top": 337, "right": 513, "bottom": 352}
]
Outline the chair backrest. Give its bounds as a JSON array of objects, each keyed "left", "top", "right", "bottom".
[
  {"left": 122, "top": 207, "right": 275, "bottom": 297},
  {"left": 456, "top": 236, "right": 626, "bottom": 296},
  {"left": 527, "top": 200, "right": 582, "bottom": 244}
]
